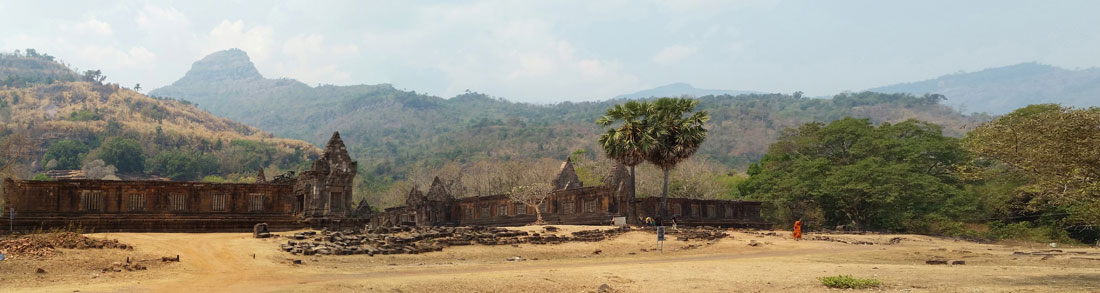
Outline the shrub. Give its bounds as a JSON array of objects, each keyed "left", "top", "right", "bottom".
[{"left": 818, "top": 275, "right": 882, "bottom": 289}]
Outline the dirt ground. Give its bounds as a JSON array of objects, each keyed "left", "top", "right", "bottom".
[{"left": 2, "top": 226, "right": 1099, "bottom": 292}]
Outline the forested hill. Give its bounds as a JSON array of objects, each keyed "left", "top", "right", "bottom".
[
  {"left": 612, "top": 82, "right": 759, "bottom": 100},
  {"left": 0, "top": 50, "right": 320, "bottom": 182},
  {"left": 869, "top": 62, "right": 1100, "bottom": 114},
  {"left": 152, "top": 49, "right": 987, "bottom": 189}
]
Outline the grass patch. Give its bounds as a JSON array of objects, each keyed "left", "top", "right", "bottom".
[{"left": 818, "top": 275, "right": 882, "bottom": 289}]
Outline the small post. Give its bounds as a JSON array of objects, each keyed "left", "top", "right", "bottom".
[{"left": 656, "top": 226, "right": 665, "bottom": 252}]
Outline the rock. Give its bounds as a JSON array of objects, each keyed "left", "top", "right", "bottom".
[
  {"left": 598, "top": 283, "right": 613, "bottom": 293},
  {"left": 253, "top": 223, "right": 271, "bottom": 238},
  {"left": 925, "top": 260, "right": 948, "bottom": 265},
  {"left": 951, "top": 260, "right": 965, "bottom": 265},
  {"left": 292, "top": 259, "right": 303, "bottom": 264},
  {"left": 507, "top": 256, "right": 524, "bottom": 262},
  {"left": 748, "top": 240, "right": 760, "bottom": 247},
  {"left": 593, "top": 249, "right": 602, "bottom": 255},
  {"left": 36, "top": 268, "right": 47, "bottom": 274}
]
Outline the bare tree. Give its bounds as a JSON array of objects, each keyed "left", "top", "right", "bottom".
[
  {"left": 1, "top": 130, "right": 32, "bottom": 207},
  {"left": 506, "top": 158, "right": 559, "bottom": 225},
  {"left": 509, "top": 182, "right": 553, "bottom": 225}
]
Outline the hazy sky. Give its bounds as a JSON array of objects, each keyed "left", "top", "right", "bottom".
[{"left": 2, "top": 0, "right": 1099, "bottom": 103}]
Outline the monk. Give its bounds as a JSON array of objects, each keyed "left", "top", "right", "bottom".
[{"left": 792, "top": 220, "right": 803, "bottom": 240}]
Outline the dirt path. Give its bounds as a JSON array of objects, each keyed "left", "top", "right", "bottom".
[
  {"left": 13, "top": 231, "right": 1100, "bottom": 292},
  {"left": 120, "top": 233, "right": 868, "bottom": 292}
]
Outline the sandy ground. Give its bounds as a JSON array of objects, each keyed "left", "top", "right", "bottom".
[{"left": 2, "top": 226, "right": 1099, "bottom": 292}]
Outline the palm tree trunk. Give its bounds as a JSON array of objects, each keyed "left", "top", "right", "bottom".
[
  {"left": 660, "top": 168, "right": 669, "bottom": 222},
  {"left": 628, "top": 165, "right": 637, "bottom": 225}
]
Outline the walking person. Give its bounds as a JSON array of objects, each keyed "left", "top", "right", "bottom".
[{"left": 792, "top": 219, "right": 803, "bottom": 240}]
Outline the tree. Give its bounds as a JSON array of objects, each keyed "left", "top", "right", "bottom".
[
  {"left": 82, "top": 159, "right": 118, "bottom": 180},
  {"left": 510, "top": 182, "right": 554, "bottom": 224},
  {"left": 98, "top": 138, "right": 144, "bottom": 173},
  {"left": 42, "top": 139, "right": 89, "bottom": 170},
  {"left": 740, "top": 118, "right": 968, "bottom": 231},
  {"left": 597, "top": 100, "right": 655, "bottom": 223},
  {"left": 134, "top": 83, "right": 142, "bottom": 91},
  {"left": 1, "top": 130, "right": 31, "bottom": 207},
  {"left": 150, "top": 151, "right": 219, "bottom": 181},
  {"left": 645, "top": 97, "right": 709, "bottom": 220},
  {"left": 964, "top": 104, "right": 1100, "bottom": 233},
  {"left": 82, "top": 69, "right": 106, "bottom": 84}
]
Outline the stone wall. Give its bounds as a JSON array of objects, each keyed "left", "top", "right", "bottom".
[
  {"left": 1, "top": 132, "right": 362, "bottom": 233},
  {"left": 2, "top": 178, "right": 300, "bottom": 232},
  {"left": 373, "top": 160, "right": 767, "bottom": 228}
]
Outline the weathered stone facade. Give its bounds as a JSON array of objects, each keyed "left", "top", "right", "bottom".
[
  {"left": 1, "top": 132, "right": 360, "bottom": 232},
  {"left": 294, "top": 132, "right": 358, "bottom": 219},
  {"left": 374, "top": 160, "right": 765, "bottom": 228}
]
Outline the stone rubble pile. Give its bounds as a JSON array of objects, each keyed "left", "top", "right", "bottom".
[
  {"left": 278, "top": 226, "right": 636, "bottom": 256},
  {"left": 0, "top": 232, "right": 132, "bottom": 258}
]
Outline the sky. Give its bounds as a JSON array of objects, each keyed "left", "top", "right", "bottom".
[{"left": 2, "top": 0, "right": 1100, "bottom": 103}]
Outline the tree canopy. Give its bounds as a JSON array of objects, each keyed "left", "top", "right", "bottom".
[
  {"left": 964, "top": 104, "right": 1100, "bottom": 228},
  {"left": 740, "top": 118, "right": 969, "bottom": 231},
  {"left": 98, "top": 138, "right": 145, "bottom": 173},
  {"left": 42, "top": 139, "right": 89, "bottom": 170}
]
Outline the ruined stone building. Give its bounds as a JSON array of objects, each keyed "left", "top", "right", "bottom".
[
  {"left": 373, "top": 158, "right": 764, "bottom": 228},
  {"left": 3, "top": 131, "right": 764, "bottom": 232},
  {"left": 2, "top": 132, "right": 361, "bottom": 232}
]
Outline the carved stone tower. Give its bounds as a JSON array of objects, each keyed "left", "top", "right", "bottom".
[{"left": 294, "top": 132, "right": 358, "bottom": 218}]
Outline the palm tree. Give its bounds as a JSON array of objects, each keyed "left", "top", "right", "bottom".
[
  {"left": 596, "top": 101, "right": 655, "bottom": 223},
  {"left": 646, "top": 97, "right": 709, "bottom": 220}
]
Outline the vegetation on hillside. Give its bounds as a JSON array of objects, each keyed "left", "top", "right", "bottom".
[
  {"left": 149, "top": 50, "right": 988, "bottom": 204},
  {"left": 0, "top": 49, "right": 320, "bottom": 182}
]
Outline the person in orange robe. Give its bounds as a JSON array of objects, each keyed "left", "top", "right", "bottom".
[{"left": 792, "top": 220, "right": 803, "bottom": 240}]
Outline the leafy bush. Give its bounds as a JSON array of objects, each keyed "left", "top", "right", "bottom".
[
  {"left": 818, "top": 275, "right": 882, "bottom": 289},
  {"left": 97, "top": 138, "right": 144, "bottom": 173},
  {"left": 986, "top": 221, "right": 1072, "bottom": 243},
  {"left": 42, "top": 139, "right": 89, "bottom": 170}
]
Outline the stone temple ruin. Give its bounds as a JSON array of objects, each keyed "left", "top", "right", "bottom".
[
  {"left": 2, "top": 132, "right": 764, "bottom": 232},
  {"left": 2, "top": 132, "right": 365, "bottom": 232},
  {"left": 372, "top": 157, "right": 765, "bottom": 228}
]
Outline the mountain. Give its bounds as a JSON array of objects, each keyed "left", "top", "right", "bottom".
[
  {"left": 613, "top": 83, "right": 759, "bottom": 100},
  {"left": 152, "top": 49, "right": 985, "bottom": 193},
  {"left": 0, "top": 50, "right": 319, "bottom": 181},
  {"left": 869, "top": 63, "right": 1100, "bottom": 114}
]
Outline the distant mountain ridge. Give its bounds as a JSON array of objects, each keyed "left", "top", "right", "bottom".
[
  {"left": 613, "top": 83, "right": 759, "bottom": 100},
  {"left": 151, "top": 49, "right": 983, "bottom": 191},
  {"left": 869, "top": 62, "right": 1100, "bottom": 114}
]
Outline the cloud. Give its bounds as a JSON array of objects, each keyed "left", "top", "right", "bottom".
[
  {"left": 75, "top": 18, "right": 113, "bottom": 36},
  {"left": 272, "top": 34, "right": 358, "bottom": 84},
  {"left": 135, "top": 4, "right": 189, "bottom": 34},
  {"left": 652, "top": 45, "right": 698, "bottom": 65},
  {"left": 77, "top": 46, "right": 156, "bottom": 68},
  {"left": 354, "top": 2, "right": 642, "bottom": 101},
  {"left": 205, "top": 20, "right": 274, "bottom": 62}
]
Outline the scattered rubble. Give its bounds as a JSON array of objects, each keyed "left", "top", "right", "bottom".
[
  {"left": 0, "top": 232, "right": 132, "bottom": 258},
  {"left": 101, "top": 261, "right": 147, "bottom": 273},
  {"left": 277, "top": 226, "right": 650, "bottom": 256}
]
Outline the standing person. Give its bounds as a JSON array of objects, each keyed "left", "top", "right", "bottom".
[
  {"left": 671, "top": 216, "right": 678, "bottom": 230},
  {"left": 792, "top": 220, "right": 803, "bottom": 240}
]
